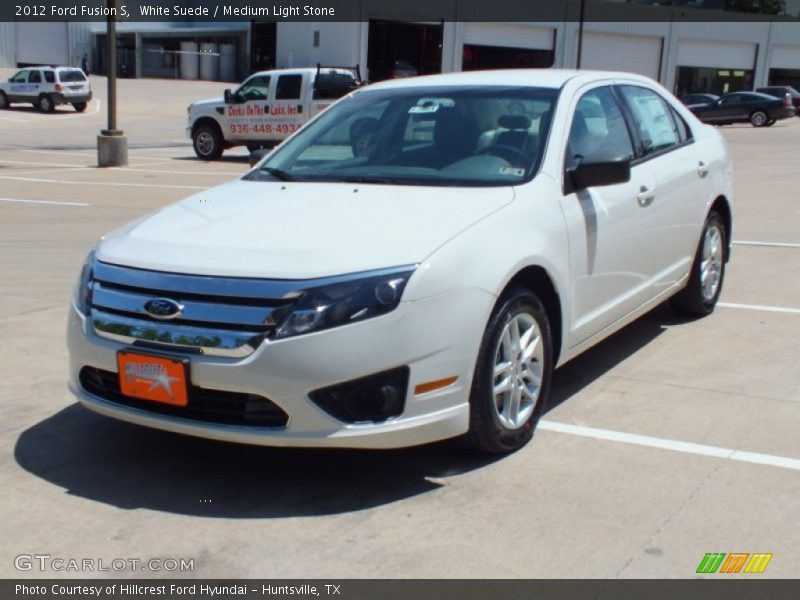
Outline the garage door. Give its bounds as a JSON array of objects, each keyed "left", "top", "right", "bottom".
[
  {"left": 770, "top": 44, "right": 800, "bottom": 69},
  {"left": 15, "top": 22, "right": 68, "bottom": 66},
  {"left": 579, "top": 32, "right": 662, "bottom": 80},
  {"left": 463, "top": 23, "right": 554, "bottom": 51},
  {"left": 676, "top": 39, "right": 756, "bottom": 70}
]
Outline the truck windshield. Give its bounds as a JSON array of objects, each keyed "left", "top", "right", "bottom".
[{"left": 249, "top": 85, "right": 559, "bottom": 187}]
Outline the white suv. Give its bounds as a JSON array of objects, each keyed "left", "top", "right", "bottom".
[
  {"left": 0, "top": 66, "right": 92, "bottom": 112},
  {"left": 68, "top": 70, "right": 733, "bottom": 454}
]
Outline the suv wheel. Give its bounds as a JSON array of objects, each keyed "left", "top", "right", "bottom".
[
  {"left": 72, "top": 102, "right": 87, "bottom": 112},
  {"left": 467, "top": 287, "right": 553, "bottom": 454},
  {"left": 0, "top": 92, "right": 8, "bottom": 109},
  {"left": 669, "top": 211, "right": 727, "bottom": 317},
  {"left": 750, "top": 110, "right": 768, "bottom": 127},
  {"left": 38, "top": 94, "right": 55, "bottom": 113},
  {"left": 192, "top": 125, "right": 223, "bottom": 160}
]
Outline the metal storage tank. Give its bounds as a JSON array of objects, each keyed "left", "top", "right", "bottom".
[
  {"left": 180, "top": 41, "right": 199, "bottom": 79},
  {"left": 200, "top": 42, "right": 219, "bottom": 80},
  {"left": 219, "top": 43, "right": 237, "bottom": 82}
]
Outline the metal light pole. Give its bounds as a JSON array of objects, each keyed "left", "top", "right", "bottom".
[
  {"left": 97, "top": 0, "right": 127, "bottom": 166},
  {"left": 576, "top": 0, "right": 586, "bottom": 69}
]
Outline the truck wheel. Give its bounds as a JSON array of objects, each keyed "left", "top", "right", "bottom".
[
  {"left": 192, "top": 125, "right": 223, "bottom": 160},
  {"left": 0, "top": 92, "right": 8, "bottom": 109},
  {"left": 749, "top": 110, "right": 767, "bottom": 127},
  {"left": 38, "top": 94, "right": 55, "bottom": 113},
  {"left": 72, "top": 102, "right": 87, "bottom": 112},
  {"left": 466, "top": 287, "right": 553, "bottom": 454}
]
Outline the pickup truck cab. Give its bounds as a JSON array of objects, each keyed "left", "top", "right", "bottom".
[
  {"left": 187, "top": 66, "right": 361, "bottom": 160},
  {"left": 0, "top": 66, "right": 92, "bottom": 112}
]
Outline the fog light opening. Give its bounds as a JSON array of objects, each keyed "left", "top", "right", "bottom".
[{"left": 309, "top": 366, "right": 409, "bottom": 423}]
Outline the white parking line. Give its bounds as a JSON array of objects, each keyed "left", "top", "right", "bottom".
[
  {"left": 0, "top": 159, "right": 240, "bottom": 177},
  {"left": 539, "top": 420, "right": 800, "bottom": 471},
  {"left": 0, "top": 175, "right": 205, "bottom": 190},
  {"left": 718, "top": 302, "right": 800, "bottom": 315},
  {"left": 733, "top": 240, "right": 800, "bottom": 249},
  {"left": 0, "top": 197, "right": 90, "bottom": 207}
]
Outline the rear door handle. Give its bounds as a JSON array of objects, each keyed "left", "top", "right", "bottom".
[
  {"left": 697, "top": 161, "right": 709, "bottom": 178},
  {"left": 637, "top": 186, "right": 655, "bottom": 207}
]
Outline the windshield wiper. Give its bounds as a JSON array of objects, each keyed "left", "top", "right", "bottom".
[
  {"left": 259, "top": 167, "right": 308, "bottom": 182},
  {"left": 339, "top": 176, "right": 415, "bottom": 185}
]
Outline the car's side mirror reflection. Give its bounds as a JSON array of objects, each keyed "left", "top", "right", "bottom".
[{"left": 566, "top": 158, "right": 631, "bottom": 194}]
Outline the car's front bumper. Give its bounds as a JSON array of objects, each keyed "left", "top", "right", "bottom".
[{"left": 67, "top": 287, "right": 494, "bottom": 448}]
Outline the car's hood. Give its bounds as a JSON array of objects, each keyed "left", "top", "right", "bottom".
[
  {"left": 190, "top": 97, "right": 224, "bottom": 110},
  {"left": 97, "top": 179, "right": 514, "bottom": 279}
]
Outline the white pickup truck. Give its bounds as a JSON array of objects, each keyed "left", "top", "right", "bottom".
[{"left": 187, "top": 65, "right": 362, "bottom": 160}]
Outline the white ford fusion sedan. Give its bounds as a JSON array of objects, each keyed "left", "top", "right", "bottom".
[{"left": 68, "top": 70, "right": 732, "bottom": 453}]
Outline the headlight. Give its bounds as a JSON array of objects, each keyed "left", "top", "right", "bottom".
[
  {"left": 72, "top": 249, "right": 95, "bottom": 315},
  {"left": 273, "top": 266, "right": 415, "bottom": 340}
]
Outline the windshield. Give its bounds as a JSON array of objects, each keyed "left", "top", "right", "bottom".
[
  {"left": 58, "top": 69, "right": 87, "bottom": 82},
  {"left": 248, "top": 85, "right": 559, "bottom": 187}
]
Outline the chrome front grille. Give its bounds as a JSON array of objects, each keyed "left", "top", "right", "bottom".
[{"left": 89, "top": 261, "right": 302, "bottom": 357}]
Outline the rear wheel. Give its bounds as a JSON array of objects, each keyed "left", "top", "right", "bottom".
[
  {"left": 669, "top": 211, "right": 726, "bottom": 317},
  {"left": 72, "top": 102, "right": 87, "bottom": 112},
  {"left": 0, "top": 92, "right": 8, "bottom": 109},
  {"left": 37, "top": 94, "right": 55, "bottom": 113},
  {"left": 192, "top": 124, "right": 224, "bottom": 160},
  {"left": 750, "top": 110, "right": 768, "bottom": 127},
  {"left": 467, "top": 287, "right": 553, "bottom": 454}
]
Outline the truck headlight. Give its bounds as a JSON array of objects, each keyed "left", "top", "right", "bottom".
[
  {"left": 273, "top": 266, "right": 415, "bottom": 340},
  {"left": 72, "top": 249, "right": 95, "bottom": 315}
]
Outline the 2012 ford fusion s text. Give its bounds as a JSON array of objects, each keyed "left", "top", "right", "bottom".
[{"left": 68, "top": 70, "right": 733, "bottom": 454}]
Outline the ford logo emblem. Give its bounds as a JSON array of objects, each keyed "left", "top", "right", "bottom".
[{"left": 143, "top": 298, "right": 184, "bottom": 320}]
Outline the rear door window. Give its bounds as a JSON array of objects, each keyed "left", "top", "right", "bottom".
[
  {"left": 44, "top": 71, "right": 56, "bottom": 84},
  {"left": 28, "top": 71, "right": 42, "bottom": 83},
  {"left": 276, "top": 74, "right": 303, "bottom": 100},
  {"left": 618, "top": 85, "right": 681, "bottom": 157}
]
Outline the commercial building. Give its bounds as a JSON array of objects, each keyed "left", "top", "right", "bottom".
[{"left": 1, "top": 1, "right": 798, "bottom": 93}]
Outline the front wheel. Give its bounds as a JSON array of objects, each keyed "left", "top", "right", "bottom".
[
  {"left": 38, "top": 94, "right": 55, "bottom": 113},
  {"left": 750, "top": 110, "right": 768, "bottom": 127},
  {"left": 72, "top": 102, "right": 87, "bottom": 112},
  {"left": 669, "top": 211, "right": 727, "bottom": 317},
  {"left": 0, "top": 92, "right": 9, "bottom": 109},
  {"left": 192, "top": 125, "right": 224, "bottom": 160},
  {"left": 467, "top": 288, "right": 553, "bottom": 454}
]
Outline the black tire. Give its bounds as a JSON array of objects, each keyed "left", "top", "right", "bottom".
[
  {"left": 192, "top": 124, "right": 224, "bottom": 160},
  {"left": 669, "top": 211, "right": 727, "bottom": 317},
  {"left": 750, "top": 110, "right": 768, "bottom": 127},
  {"left": 38, "top": 94, "right": 55, "bottom": 113},
  {"left": 0, "top": 92, "right": 8, "bottom": 110},
  {"left": 72, "top": 102, "right": 87, "bottom": 112},
  {"left": 466, "top": 287, "right": 553, "bottom": 454}
]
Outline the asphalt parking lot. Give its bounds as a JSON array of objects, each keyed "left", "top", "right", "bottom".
[{"left": 1, "top": 73, "right": 798, "bottom": 579}]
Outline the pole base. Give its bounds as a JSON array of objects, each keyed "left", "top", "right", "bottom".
[{"left": 97, "top": 133, "right": 128, "bottom": 167}]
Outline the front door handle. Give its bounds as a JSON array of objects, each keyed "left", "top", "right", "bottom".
[
  {"left": 637, "top": 186, "right": 655, "bottom": 207},
  {"left": 697, "top": 161, "right": 709, "bottom": 178}
]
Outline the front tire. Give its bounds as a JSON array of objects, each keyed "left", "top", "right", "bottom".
[
  {"left": 467, "top": 288, "right": 553, "bottom": 454},
  {"left": 750, "top": 110, "right": 768, "bottom": 127},
  {"left": 38, "top": 94, "right": 55, "bottom": 113},
  {"left": 669, "top": 211, "right": 727, "bottom": 317},
  {"left": 192, "top": 124, "right": 224, "bottom": 160},
  {"left": 0, "top": 92, "right": 8, "bottom": 109}
]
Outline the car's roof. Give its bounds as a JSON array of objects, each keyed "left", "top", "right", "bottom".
[
  {"left": 364, "top": 69, "right": 658, "bottom": 91},
  {"left": 251, "top": 67, "right": 355, "bottom": 77},
  {"left": 20, "top": 66, "right": 83, "bottom": 71}
]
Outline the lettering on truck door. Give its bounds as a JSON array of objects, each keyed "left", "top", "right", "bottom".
[{"left": 226, "top": 75, "right": 271, "bottom": 142}]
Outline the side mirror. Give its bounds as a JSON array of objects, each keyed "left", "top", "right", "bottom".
[
  {"left": 224, "top": 88, "right": 233, "bottom": 104},
  {"left": 566, "top": 158, "right": 631, "bottom": 193}
]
